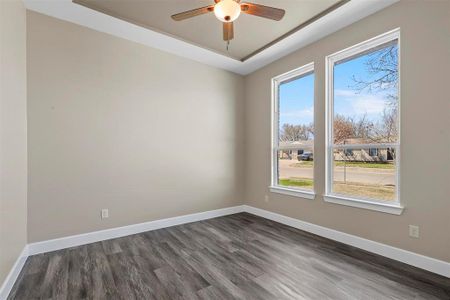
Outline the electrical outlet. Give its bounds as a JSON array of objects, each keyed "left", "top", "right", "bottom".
[
  {"left": 264, "top": 195, "right": 269, "bottom": 203},
  {"left": 101, "top": 209, "right": 109, "bottom": 219},
  {"left": 409, "top": 225, "right": 419, "bottom": 238}
]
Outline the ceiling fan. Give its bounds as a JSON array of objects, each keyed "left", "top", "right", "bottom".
[{"left": 171, "top": 0, "right": 285, "bottom": 45}]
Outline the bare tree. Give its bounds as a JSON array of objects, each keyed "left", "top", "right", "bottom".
[
  {"left": 280, "top": 123, "right": 313, "bottom": 142},
  {"left": 351, "top": 44, "right": 399, "bottom": 143},
  {"left": 350, "top": 114, "right": 375, "bottom": 140},
  {"left": 334, "top": 113, "right": 391, "bottom": 144},
  {"left": 372, "top": 108, "right": 398, "bottom": 143},
  {"left": 351, "top": 45, "right": 398, "bottom": 96},
  {"left": 334, "top": 115, "right": 354, "bottom": 144}
]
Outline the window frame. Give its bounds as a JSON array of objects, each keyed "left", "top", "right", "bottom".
[
  {"left": 325, "top": 29, "right": 403, "bottom": 215},
  {"left": 270, "top": 62, "right": 315, "bottom": 200}
]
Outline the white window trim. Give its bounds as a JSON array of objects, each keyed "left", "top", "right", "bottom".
[
  {"left": 324, "top": 195, "right": 403, "bottom": 215},
  {"left": 271, "top": 62, "right": 315, "bottom": 199},
  {"left": 325, "top": 28, "right": 403, "bottom": 214},
  {"left": 270, "top": 186, "right": 315, "bottom": 200}
]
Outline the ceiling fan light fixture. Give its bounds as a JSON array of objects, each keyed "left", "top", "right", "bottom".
[{"left": 214, "top": 0, "right": 241, "bottom": 22}]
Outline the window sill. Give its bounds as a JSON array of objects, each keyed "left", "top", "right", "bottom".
[
  {"left": 269, "top": 186, "right": 315, "bottom": 200},
  {"left": 323, "top": 194, "right": 404, "bottom": 215}
]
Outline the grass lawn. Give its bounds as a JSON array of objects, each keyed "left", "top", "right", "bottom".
[
  {"left": 333, "top": 181, "right": 395, "bottom": 201},
  {"left": 279, "top": 177, "right": 395, "bottom": 201},
  {"left": 334, "top": 161, "right": 395, "bottom": 169},
  {"left": 279, "top": 178, "right": 313, "bottom": 188},
  {"left": 290, "top": 161, "right": 394, "bottom": 169}
]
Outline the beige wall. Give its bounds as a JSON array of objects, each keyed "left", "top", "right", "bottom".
[
  {"left": 23, "top": 0, "right": 450, "bottom": 263},
  {"left": 27, "top": 11, "right": 245, "bottom": 242},
  {"left": 244, "top": 0, "right": 450, "bottom": 262},
  {"left": 0, "top": 0, "right": 28, "bottom": 284}
]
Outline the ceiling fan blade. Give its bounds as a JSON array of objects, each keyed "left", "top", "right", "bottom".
[
  {"left": 240, "top": 3, "right": 285, "bottom": 21},
  {"left": 171, "top": 5, "right": 214, "bottom": 21},
  {"left": 223, "top": 22, "right": 234, "bottom": 41}
]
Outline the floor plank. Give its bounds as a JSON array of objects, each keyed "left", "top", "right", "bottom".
[{"left": 8, "top": 213, "right": 450, "bottom": 299}]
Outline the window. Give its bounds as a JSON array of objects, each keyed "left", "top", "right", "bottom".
[
  {"left": 369, "top": 148, "right": 378, "bottom": 157},
  {"left": 325, "top": 29, "right": 402, "bottom": 214},
  {"left": 344, "top": 149, "right": 353, "bottom": 156},
  {"left": 271, "top": 63, "right": 315, "bottom": 198}
]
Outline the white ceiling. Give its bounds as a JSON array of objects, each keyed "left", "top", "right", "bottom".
[
  {"left": 23, "top": 0, "right": 398, "bottom": 75},
  {"left": 72, "top": 0, "right": 342, "bottom": 60}
]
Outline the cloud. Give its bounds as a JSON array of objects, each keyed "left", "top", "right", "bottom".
[
  {"left": 334, "top": 89, "right": 356, "bottom": 97},
  {"left": 351, "top": 96, "right": 386, "bottom": 114},
  {"left": 335, "top": 89, "right": 387, "bottom": 115},
  {"left": 280, "top": 107, "right": 314, "bottom": 119}
]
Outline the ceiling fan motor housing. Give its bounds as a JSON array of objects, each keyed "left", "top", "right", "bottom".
[{"left": 214, "top": 0, "right": 241, "bottom": 23}]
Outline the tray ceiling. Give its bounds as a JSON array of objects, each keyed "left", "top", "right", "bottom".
[
  {"left": 73, "top": 0, "right": 344, "bottom": 61},
  {"left": 23, "top": 0, "right": 398, "bottom": 74}
]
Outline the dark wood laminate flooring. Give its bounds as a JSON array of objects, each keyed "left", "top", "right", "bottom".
[{"left": 8, "top": 213, "right": 450, "bottom": 299}]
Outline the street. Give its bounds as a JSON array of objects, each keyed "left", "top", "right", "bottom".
[{"left": 278, "top": 159, "right": 395, "bottom": 185}]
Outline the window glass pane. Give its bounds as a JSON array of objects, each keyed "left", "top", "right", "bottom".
[
  {"left": 333, "top": 40, "right": 399, "bottom": 145},
  {"left": 277, "top": 149, "right": 314, "bottom": 191},
  {"left": 332, "top": 147, "right": 396, "bottom": 201},
  {"left": 278, "top": 72, "right": 314, "bottom": 145},
  {"left": 277, "top": 70, "right": 314, "bottom": 191}
]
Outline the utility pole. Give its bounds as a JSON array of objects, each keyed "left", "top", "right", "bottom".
[{"left": 343, "top": 140, "right": 347, "bottom": 183}]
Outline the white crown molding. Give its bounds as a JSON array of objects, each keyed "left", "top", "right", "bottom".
[
  {"left": 0, "top": 246, "right": 29, "bottom": 300},
  {"left": 23, "top": 0, "right": 398, "bottom": 75}
]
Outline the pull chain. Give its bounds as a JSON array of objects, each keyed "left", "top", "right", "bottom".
[{"left": 226, "top": 40, "right": 230, "bottom": 51}]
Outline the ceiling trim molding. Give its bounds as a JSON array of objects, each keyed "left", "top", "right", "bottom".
[
  {"left": 23, "top": 0, "right": 398, "bottom": 75},
  {"left": 72, "top": 0, "right": 242, "bottom": 61},
  {"left": 241, "top": 0, "right": 351, "bottom": 62}
]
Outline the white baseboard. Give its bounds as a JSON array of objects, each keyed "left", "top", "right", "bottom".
[
  {"left": 28, "top": 205, "right": 245, "bottom": 256},
  {"left": 243, "top": 205, "right": 450, "bottom": 278},
  {"left": 3, "top": 203, "right": 448, "bottom": 299},
  {"left": 0, "top": 246, "right": 29, "bottom": 300}
]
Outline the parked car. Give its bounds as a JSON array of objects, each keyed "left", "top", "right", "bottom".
[{"left": 298, "top": 152, "right": 313, "bottom": 161}]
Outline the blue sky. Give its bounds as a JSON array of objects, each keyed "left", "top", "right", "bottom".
[
  {"left": 333, "top": 46, "right": 397, "bottom": 122},
  {"left": 279, "top": 72, "right": 314, "bottom": 127},
  {"left": 279, "top": 44, "right": 398, "bottom": 128}
]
